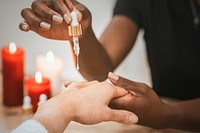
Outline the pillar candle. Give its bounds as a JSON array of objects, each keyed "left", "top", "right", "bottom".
[
  {"left": 36, "top": 51, "right": 63, "bottom": 96},
  {"left": 25, "top": 72, "right": 51, "bottom": 112},
  {"left": 1, "top": 42, "right": 24, "bottom": 106}
]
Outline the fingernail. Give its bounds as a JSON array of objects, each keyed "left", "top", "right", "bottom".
[
  {"left": 52, "top": 15, "right": 63, "bottom": 23},
  {"left": 129, "top": 115, "right": 138, "bottom": 123},
  {"left": 40, "top": 22, "right": 51, "bottom": 30},
  {"left": 63, "top": 13, "right": 71, "bottom": 24},
  {"left": 22, "top": 23, "right": 29, "bottom": 31},
  {"left": 108, "top": 72, "right": 119, "bottom": 81}
]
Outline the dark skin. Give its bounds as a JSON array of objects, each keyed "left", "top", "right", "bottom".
[
  {"left": 108, "top": 72, "right": 200, "bottom": 131},
  {"left": 19, "top": 0, "right": 200, "bottom": 131}
]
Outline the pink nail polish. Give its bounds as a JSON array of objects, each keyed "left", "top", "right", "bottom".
[
  {"left": 52, "top": 15, "right": 63, "bottom": 23},
  {"left": 40, "top": 22, "right": 51, "bottom": 30},
  {"left": 63, "top": 13, "right": 71, "bottom": 24},
  {"left": 22, "top": 24, "right": 29, "bottom": 31},
  {"left": 108, "top": 72, "right": 119, "bottom": 81}
]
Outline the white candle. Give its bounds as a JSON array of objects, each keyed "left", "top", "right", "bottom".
[{"left": 36, "top": 51, "right": 63, "bottom": 96}]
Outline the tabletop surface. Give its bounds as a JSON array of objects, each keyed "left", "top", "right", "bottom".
[{"left": 0, "top": 74, "right": 194, "bottom": 133}]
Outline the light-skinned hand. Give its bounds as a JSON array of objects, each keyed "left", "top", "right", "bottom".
[{"left": 33, "top": 81, "right": 138, "bottom": 133}]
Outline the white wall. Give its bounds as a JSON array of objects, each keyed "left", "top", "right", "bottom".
[{"left": 0, "top": 0, "right": 152, "bottom": 86}]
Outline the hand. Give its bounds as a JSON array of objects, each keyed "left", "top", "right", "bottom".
[
  {"left": 33, "top": 81, "right": 138, "bottom": 133},
  {"left": 108, "top": 72, "right": 169, "bottom": 129},
  {"left": 19, "top": 0, "right": 92, "bottom": 40},
  {"left": 64, "top": 81, "right": 138, "bottom": 124}
]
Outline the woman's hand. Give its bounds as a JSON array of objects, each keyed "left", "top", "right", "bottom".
[
  {"left": 33, "top": 81, "right": 138, "bottom": 133},
  {"left": 19, "top": 0, "right": 92, "bottom": 40},
  {"left": 108, "top": 72, "right": 170, "bottom": 129},
  {"left": 64, "top": 81, "right": 138, "bottom": 125}
]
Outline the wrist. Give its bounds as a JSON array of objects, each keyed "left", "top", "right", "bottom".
[
  {"left": 60, "top": 92, "right": 79, "bottom": 121},
  {"left": 160, "top": 102, "right": 180, "bottom": 129},
  {"left": 80, "top": 25, "right": 93, "bottom": 40},
  {"left": 32, "top": 94, "right": 77, "bottom": 133}
]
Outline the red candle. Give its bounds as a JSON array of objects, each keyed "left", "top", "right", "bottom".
[
  {"left": 25, "top": 72, "right": 51, "bottom": 112},
  {"left": 1, "top": 42, "right": 24, "bottom": 106}
]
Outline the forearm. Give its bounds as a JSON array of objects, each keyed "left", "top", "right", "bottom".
[
  {"left": 78, "top": 27, "right": 113, "bottom": 81},
  {"left": 163, "top": 98, "right": 200, "bottom": 131},
  {"left": 77, "top": 16, "right": 139, "bottom": 81}
]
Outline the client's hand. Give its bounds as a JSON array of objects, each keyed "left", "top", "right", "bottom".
[{"left": 33, "top": 81, "right": 138, "bottom": 133}]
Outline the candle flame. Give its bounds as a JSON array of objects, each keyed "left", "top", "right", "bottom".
[
  {"left": 9, "top": 42, "right": 17, "bottom": 54},
  {"left": 46, "top": 51, "right": 55, "bottom": 63},
  {"left": 35, "top": 71, "right": 43, "bottom": 84}
]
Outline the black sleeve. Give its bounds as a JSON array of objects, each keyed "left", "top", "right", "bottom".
[{"left": 113, "top": 0, "right": 147, "bottom": 28}]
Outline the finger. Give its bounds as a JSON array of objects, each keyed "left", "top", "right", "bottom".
[
  {"left": 98, "top": 82, "right": 128, "bottom": 99},
  {"left": 21, "top": 8, "right": 51, "bottom": 30},
  {"left": 112, "top": 86, "right": 129, "bottom": 98},
  {"left": 65, "top": 81, "right": 87, "bottom": 88},
  {"left": 19, "top": 21, "right": 30, "bottom": 32},
  {"left": 65, "top": 0, "right": 74, "bottom": 10},
  {"left": 109, "top": 94, "right": 134, "bottom": 109},
  {"left": 51, "top": 0, "right": 72, "bottom": 24},
  {"left": 107, "top": 108, "right": 138, "bottom": 124},
  {"left": 65, "top": 80, "right": 99, "bottom": 90},
  {"left": 31, "top": 0, "right": 63, "bottom": 24},
  {"left": 108, "top": 72, "right": 140, "bottom": 94},
  {"left": 64, "top": 81, "right": 72, "bottom": 87},
  {"left": 77, "top": 80, "right": 99, "bottom": 88}
]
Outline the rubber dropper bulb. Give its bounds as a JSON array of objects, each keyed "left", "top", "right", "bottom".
[{"left": 71, "top": 11, "right": 79, "bottom": 26}]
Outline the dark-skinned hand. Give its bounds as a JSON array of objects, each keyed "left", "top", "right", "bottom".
[
  {"left": 19, "top": 0, "right": 92, "bottom": 40},
  {"left": 108, "top": 72, "right": 170, "bottom": 129}
]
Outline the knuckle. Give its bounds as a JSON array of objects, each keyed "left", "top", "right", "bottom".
[
  {"left": 112, "top": 111, "right": 124, "bottom": 123},
  {"left": 140, "top": 82, "right": 148, "bottom": 88},
  {"left": 139, "top": 82, "right": 149, "bottom": 93}
]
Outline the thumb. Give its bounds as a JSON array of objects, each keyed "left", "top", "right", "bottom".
[
  {"left": 108, "top": 109, "right": 138, "bottom": 124},
  {"left": 108, "top": 72, "right": 138, "bottom": 94}
]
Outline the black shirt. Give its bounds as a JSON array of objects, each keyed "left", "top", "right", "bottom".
[{"left": 114, "top": 0, "right": 200, "bottom": 100}]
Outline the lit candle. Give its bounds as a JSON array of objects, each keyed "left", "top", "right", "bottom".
[
  {"left": 1, "top": 42, "right": 24, "bottom": 106},
  {"left": 36, "top": 51, "right": 63, "bottom": 96},
  {"left": 25, "top": 72, "right": 51, "bottom": 112}
]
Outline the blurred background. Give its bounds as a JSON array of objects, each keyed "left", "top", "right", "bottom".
[{"left": 0, "top": 0, "right": 151, "bottom": 86}]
